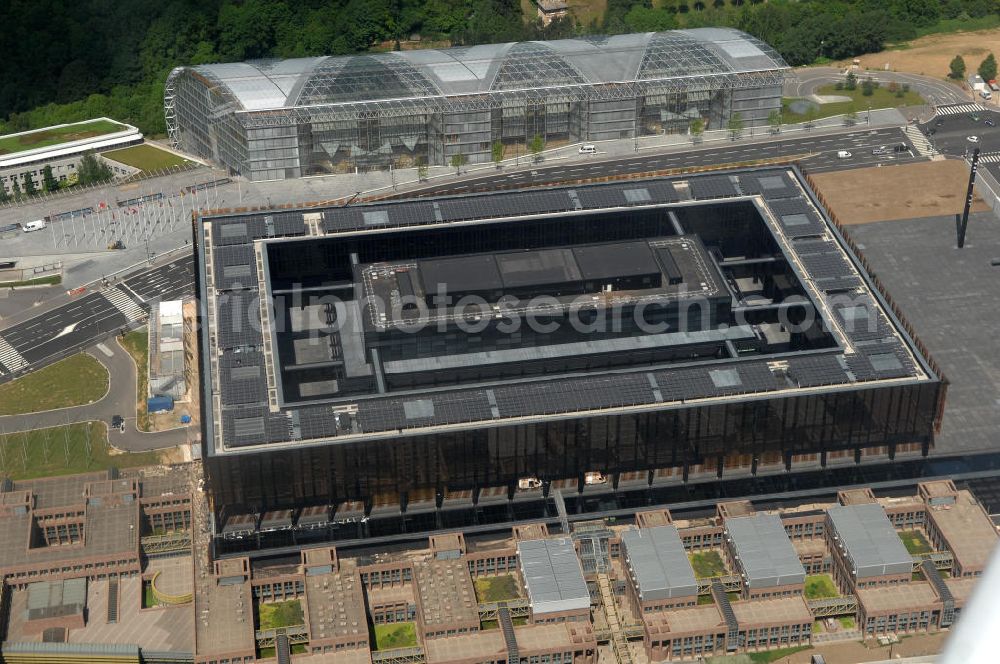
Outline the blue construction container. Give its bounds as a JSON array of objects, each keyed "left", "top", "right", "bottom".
[{"left": 147, "top": 395, "right": 174, "bottom": 413}]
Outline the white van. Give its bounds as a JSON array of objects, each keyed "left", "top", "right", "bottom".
[
  {"left": 836, "top": 150, "right": 852, "bottom": 159},
  {"left": 980, "top": 90, "right": 992, "bottom": 100},
  {"left": 579, "top": 144, "right": 597, "bottom": 154},
  {"left": 22, "top": 219, "right": 46, "bottom": 232}
]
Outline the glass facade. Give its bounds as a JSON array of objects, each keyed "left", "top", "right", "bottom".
[
  {"left": 207, "top": 380, "right": 942, "bottom": 511},
  {"left": 166, "top": 29, "right": 788, "bottom": 181}
]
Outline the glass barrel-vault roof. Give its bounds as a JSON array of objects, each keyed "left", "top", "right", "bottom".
[{"left": 174, "top": 28, "right": 788, "bottom": 113}]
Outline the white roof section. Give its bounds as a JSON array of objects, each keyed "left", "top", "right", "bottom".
[
  {"left": 828, "top": 504, "right": 914, "bottom": 578},
  {"left": 159, "top": 299, "right": 184, "bottom": 323},
  {"left": 517, "top": 537, "right": 590, "bottom": 616},
  {"left": 621, "top": 526, "right": 698, "bottom": 601},
  {"left": 725, "top": 514, "right": 806, "bottom": 589},
  {"left": 180, "top": 29, "right": 788, "bottom": 112}
]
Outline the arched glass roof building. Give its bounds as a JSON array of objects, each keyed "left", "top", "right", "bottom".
[{"left": 165, "top": 29, "right": 788, "bottom": 181}]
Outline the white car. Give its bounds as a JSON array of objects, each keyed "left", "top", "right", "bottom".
[
  {"left": 967, "top": 135, "right": 981, "bottom": 143},
  {"left": 579, "top": 144, "right": 597, "bottom": 154},
  {"left": 836, "top": 150, "right": 852, "bottom": 158}
]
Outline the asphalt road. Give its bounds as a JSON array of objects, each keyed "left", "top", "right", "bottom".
[
  {"left": 0, "top": 343, "right": 192, "bottom": 451},
  {"left": 0, "top": 254, "right": 194, "bottom": 380},
  {"left": 788, "top": 66, "right": 969, "bottom": 107},
  {"left": 411, "top": 127, "right": 922, "bottom": 195},
  {"left": 918, "top": 107, "right": 1000, "bottom": 156}
]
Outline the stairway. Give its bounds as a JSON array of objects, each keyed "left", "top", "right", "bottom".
[
  {"left": 276, "top": 630, "right": 291, "bottom": 664},
  {"left": 106, "top": 575, "right": 119, "bottom": 624},
  {"left": 597, "top": 573, "right": 633, "bottom": 664},
  {"left": 712, "top": 580, "right": 740, "bottom": 652},
  {"left": 499, "top": 606, "right": 519, "bottom": 664},
  {"left": 903, "top": 125, "right": 936, "bottom": 157}
]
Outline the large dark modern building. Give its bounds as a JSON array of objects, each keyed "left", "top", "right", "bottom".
[
  {"left": 196, "top": 167, "right": 945, "bottom": 545},
  {"left": 165, "top": 28, "right": 787, "bottom": 180}
]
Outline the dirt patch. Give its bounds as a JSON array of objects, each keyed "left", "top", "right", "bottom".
[
  {"left": 809, "top": 159, "right": 989, "bottom": 225},
  {"left": 837, "top": 27, "right": 1000, "bottom": 79}
]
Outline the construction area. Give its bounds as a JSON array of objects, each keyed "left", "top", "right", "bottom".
[{"left": 809, "top": 159, "right": 990, "bottom": 224}]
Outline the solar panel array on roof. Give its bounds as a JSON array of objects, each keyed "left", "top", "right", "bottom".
[
  {"left": 492, "top": 373, "right": 656, "bottom": 417},
  {"left": 653, "top": 362, "right": 782, "bottom": 401},
  {"left": 621, "top": 526, "right": 698, "bottom": 601},
  {"left": 687, "top": 175, "right": 738, "bottom": 200},
  {"left": 271, "top": 212, "right": 307, "bottom": 236},
  {"left": 846, "top": 345, "right": 915, "bottom": 381},
  {"left": 784, "top": 354, "right": 850, "bottom": 388},
  {"left": 221, "top": 352, "right": 268, "bottom": 405},
  {"left": 793, "top": 239, "right": 861, "bottom": 292},
  {"left": 355, "top": 390, "right": 495, "bottom": 432},
  {"left": 216, "top": 293, "right": 263, "bottom": 349},
  {"left": 517, "top": 538, "right": 590, "bottom": 616},
  {"left": 212, "top": 217, "right": 268, "bottom": 245},
  {"left": 833, "top": 299, "right": 895, "bottom": 343},
  {"left": 738, "top": 172, "right": 796, "bottom": 199},
  {"left": 214, "top": 245, "right": 258, "bottom": 290},
  {"left": 222, "top": 407, "right": 290, "bottom": 447},
  {"left": 725, "top": 513, "right": 805, "bottom": 588},
  {"left": 827, "top": 504, "right": 913, "bottom": 578}
]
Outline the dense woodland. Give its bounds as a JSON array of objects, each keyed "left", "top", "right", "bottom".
[{"left": 1, "top": 0, "right": 998, "bottom": 137}]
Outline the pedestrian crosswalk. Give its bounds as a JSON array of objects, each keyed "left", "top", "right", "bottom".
[
  {"left": 935, "top": 103, "right": 988, "bottom": 116},
  {"left": 976, "top": 152, "right": 1000, "bottom": 163},
  {"left": 0, "top": 335, "right": 28, "bottom": 375},
  {"left": 902, "top": 125, "right": 937, "bottom": 157},
  {"left": 103, "top": 286, "right": 146, "bottom": 322}
]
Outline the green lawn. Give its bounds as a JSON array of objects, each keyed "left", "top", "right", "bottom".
[
  {"left": 804, "top": 574, "right": 839, "bottom": 600},
  {"left": 0, "top": 353, "right": 108, "bottom": 415},
  {"left": 838, "top": 616, "right": 856, "bottom": 629},
  {"left": 689, "top": 550, "right": 727, "bottom": 579},
  {"left": 119, "top": 329, "right": 149, "bottom": 431},
  {"left": 474, "top": 574, "right": 521, "bottom": 603},
  {"left": 899, "top": 530, "right": 933, "bottom": 555},
  {"left": 0, "top": 119, "right": 125, "bottom": 156},
  {"left": 143, "top": 580, "right": 159, "bottom": 608},
  {"left": 698, "top": 594, "right": 715, "bottom": 605},
  {"left": 782, "top": 82, "right": 925, "bottom": 124},
  {"left": 747, "top": 645, "right": 813, "bottom": 663},
  {"left": 102, "top": 144, "right": 193, "bottom": 171},
  {"left": 257, "top": 599, "right": 305, "bottom": 630},
  {"left": 0, "top": 422, "right": 163, "bottom": 480},
  {"left": 0, "top": 275, "right": 62, "bottom": 288},
  {"left": 372, "top": 622, "right": 418, "bottom": 651}
]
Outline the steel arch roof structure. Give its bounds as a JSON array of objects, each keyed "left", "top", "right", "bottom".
[{"left": 165, "top": 28, "right": 788, "bottom": 134}]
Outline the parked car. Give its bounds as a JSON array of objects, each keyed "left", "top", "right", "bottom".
[
  {"left": 578, "top": 144, "right": 597, "bottom": 154},
  {"left": 836, "top": 150, "right": 852, "bottom": 158},
  {"left": 111, "top": 415, "right": 125, "bottom": 433},
  {"left": 872, "top": 145, "right": 890, "bottom": 155}
]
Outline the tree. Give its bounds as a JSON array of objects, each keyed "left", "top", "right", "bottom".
[
  {"left": 23, "top": 171, "right": 37, "bottom": 196},
  {"left": 491, "top": 140, "right": 504, "bottom": 168},
  {"left": 845, "top": 71, "right": 858, "bottom": 91},
  {"left": 950, "top": 55, "right": 967, "bottom": 80},
  {"left": 689, "top": 118, "right": 705, "bottom": 143},
  {"left": 528, "top": 134, "right": 544, "bottom": 162},
  {"left": 727, "top": 113, "right": 744, "bottom": 140},
  {"left": 41, "top": 165, "right": 59, "bottom": 193},
  {"left": 416, "top": 156, "right": 428, "bottom": 182},
  {"left": 78, "top": 153, "right": 113, "bottom": 186},
  {"left": 450, "top": 152, "right": 467, "bottom": 175},
  {"left": 979, "top": 53, "right": 997, "bottom": 83},
  {"left": 10, "top": 179, "right": 21, "bottom": 200},
  {"left": 0, "top": 185, "right": 9, "bottom": 204},
  {"left": 767, "top": 109, "right": 782, "bottom": 134},
  {"left": 861, "top": 77, "right": 876, "bottom": 96}
]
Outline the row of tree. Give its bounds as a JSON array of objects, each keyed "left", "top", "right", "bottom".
[
  {"left": 950, "top": 53, "right": 998, "bottom": 82},
  {"left": 1, "top": 0, "right": 998, "bottom": 138},
  {"left": 0, "top": 154, "right": 113, "bottom": 204}
]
